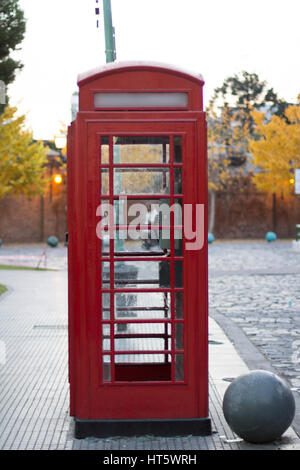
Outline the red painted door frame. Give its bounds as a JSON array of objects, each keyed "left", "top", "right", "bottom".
[{"left": 68, "top": 114, "right": 208, "bottom": 420}]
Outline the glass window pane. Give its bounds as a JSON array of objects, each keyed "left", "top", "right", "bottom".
[
  {"left": 97, "top": 200, "right": 112, "bottom": 249},
  {"left": 102, "top": 355, "right": 111, "bottom": 382},
  {"left": 101, "top": 233, "right": 110, "bottom": 257},
  {"left": 174, "top": 136, "right": 182, "bottom": 163},
  {"left": 174, "top": 229, "right": 183, "bottom": 255},
  {"left": 114, "top": 199, "right": 160, "bottom": 226},
  {"left": 174, "top": 261, "right": 183, "bottom": 287},
  {"left": 102, "top": 293, "right": 110, "bottom": 319},
  {"left": 113, "top": 168, "right": 169, "bottom": 195},
  {"left": 175, "top": 323, "right": 184, "bottom": 350},
  {"left": 114, "top": 260, "right": 170, "bottom": 289},
  {"left": 173, "top": 198, "right": 183, "bottom": 226},
  {"left": 114, "top": 292, "right": 171, "bottom": 320},
  {"left": 158, "top": 260, "right": 171, "bottom": 288},
  {"left": 101, "top": 169, "right": 109, "bottom": 195},
  {"left": 114, "top": 232, "right": 163, "bottom": 253},
  {"left": 113, "top": 136, "right": 170, "bottom": 164},
  {"left": 115, "top": 337, "right": 170, "bottom": 352},
  {"left": 174, "top": 292, "right": 184, "bottom": 319},
  {"left": 174, "top": 167, "right": 182, "bottom": 194},
  {"left": 115, "top": 353, "right": 171, "bottom": 364},
  {"left": 114, "top": 322, "right": 171, "bottom": 335},
  {"left": 101, "top": 262, "right": 110, "bottom": 288},
  {"left": 101, "top": 136, "right": 109, "bottom": 164},
  {"left": 102, "top": 324, "right": 111, "bottom": 351},
  {"left": 114, "top": 322, "right": 171, "bottom": 352}
]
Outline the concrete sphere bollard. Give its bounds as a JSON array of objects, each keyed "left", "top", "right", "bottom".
[
  {"left": 47, "top": 236, "right": 59, "bottom": 248},
  {"left": 265, "top": 231, "right": 277, "bottom": 242},
  {"left": 208, "top": 233, "right": 215, "bottom": 244},
  {"left": 222, "top": 370, "right": 295, "bottom": 443}
]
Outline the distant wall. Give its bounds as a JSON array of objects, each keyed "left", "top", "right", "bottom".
[
  {"left": 1, "top": 179, "right": 300, "bottom": 243},
  {"left": 0, "top": 184, "right": 67, "bottom": 243},
  {"left": 212, "top": 185, "right": 300, "bottom": 239}
]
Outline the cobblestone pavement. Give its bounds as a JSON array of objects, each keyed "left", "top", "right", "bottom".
[{"left": 208, "top": 240, "right": 300, "bottom": 393}]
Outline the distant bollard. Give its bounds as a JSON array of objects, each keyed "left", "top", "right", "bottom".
[
  {"left": 208, "top": 233, "right": 215, "bottom": 244},
  {"left": 47, "top": 236, "right": 59, "bottom": 247},
  {"left": 222, "top": 370, "right": 295, "bottom": 443},
  {"left": 265, "top": 231, "right": 277, "bottom": 242}
]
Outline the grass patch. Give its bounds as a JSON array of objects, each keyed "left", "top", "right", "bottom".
[
  {"left": 0, "top": 284, "right": 7, "bottom": 296},
  {"left": 0, "top": 264, "right": 57, "bottom": 271}
]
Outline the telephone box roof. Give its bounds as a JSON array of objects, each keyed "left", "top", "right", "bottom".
[{"left": 77, "top": 60, "right": 204, "bottom": 86}]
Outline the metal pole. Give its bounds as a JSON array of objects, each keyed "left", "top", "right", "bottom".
[
  {"left": 102, "top": 1, "right": 122, "bottom": 249},
  {"left": 102, "top": 0, "right": 116, "bottom": 63}
]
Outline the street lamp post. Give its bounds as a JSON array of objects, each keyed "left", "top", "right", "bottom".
[
  {"left": 99, "top": 1, "right": 122, "bottom": 251},
  {"left": 102, "top": 0, "right": 116, "bottom": 63}
]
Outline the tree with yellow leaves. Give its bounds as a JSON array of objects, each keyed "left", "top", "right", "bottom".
[
  {"left": 249, "top": 97, "right": 300, "bottom": 231},
  {"left": 0, "top": 106, "right": 47, "bottom": 197},
  {"left": 207, "top": 103, "right": 251, "bottom": 232},
  {"left": 250, "top": 98, "right": 300, "bottom": 195}
]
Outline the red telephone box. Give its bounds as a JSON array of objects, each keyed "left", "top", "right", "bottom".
[{"left": 67, "top": 61, "right": 210, "bottom": 438}]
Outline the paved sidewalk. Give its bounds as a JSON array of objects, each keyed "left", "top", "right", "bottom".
[{"left": 0, "top": 268, "right": 299, "bottom": 450}]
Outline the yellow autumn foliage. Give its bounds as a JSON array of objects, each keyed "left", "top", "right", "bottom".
[
  {"left": 207, "top": 104, "right": 251, "bottom": 190},
  {"left": 250, "top": 97, "right": 300, "bottom": 195},
  {"left": 0, "top": 106, "right": 48, "bottom": 198}
]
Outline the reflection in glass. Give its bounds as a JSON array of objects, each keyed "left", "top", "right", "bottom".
[
  {"left": 102, "top": 293, "right": 110, "bottom": 319},
  {"left": 114, "top": 322, "right": 171, "bottom": 336},
  {"left": 175, "top": 323, "right": 184, "bottom": 350},
  {"left": 115, "top": 326, "right": 171, "bottom": 352},
  {"left": 114, "top": 232, "right": 162, "bottom": 253},
  {"left": 114, "top": 292, "right": 171, "bottom": 319},
  {"left": 175, "top": 292, "right": 184, "bottom": 319},
  {"left": 101, "top": 262, "right": 110, "bottom": 288},
  {"left": 101, "top": 232, "right": 110, "bottom": 257},
  {"left": 174, "top": 261, "right": 183, "bottom": 287},
  {"left": 174, "top": 136, "right": 182, "bottom": 163},
  {"left": 113, "top": 136, "right": 170, "bottom": 164},
  {"left": 115, "top": 353, "right": 171, "bottom": 364},
  {"left": 102, "top": 324, "right": 111, "bottom": 351},
  {"left": 101, "top": 136, "right": 109, "bottom": 164},
  {"left": 174, "top": 167, "right": 182, "bottom": 194},
  {"left": 101, "top": 169, "right": 109, "bottom": 195},
  {"left": 113, "top": 168, "right": 169, "bottom": 195},
  {"left": 114, "top": 261, "right": 170, "bottom": 289}
]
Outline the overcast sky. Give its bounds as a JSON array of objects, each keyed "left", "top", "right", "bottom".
[{"left": 7, "top": 0, "right": 300, "bottom": 140}]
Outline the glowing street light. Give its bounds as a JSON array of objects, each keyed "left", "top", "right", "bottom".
[{"left": 54, "top": 174, "right": 62, "bottom": 184}]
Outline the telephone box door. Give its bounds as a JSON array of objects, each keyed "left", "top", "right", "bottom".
[{"left": 79, "top": 117, "right": 208, "bottom": 422}]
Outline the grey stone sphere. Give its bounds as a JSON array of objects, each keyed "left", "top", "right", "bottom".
[{"left": 222, "top": 370, "right": 295, "bottom": 443}]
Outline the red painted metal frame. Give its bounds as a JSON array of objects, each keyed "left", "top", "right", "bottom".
[{"left": 68, "top": 63, "right": 208, "bottom": 422}]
